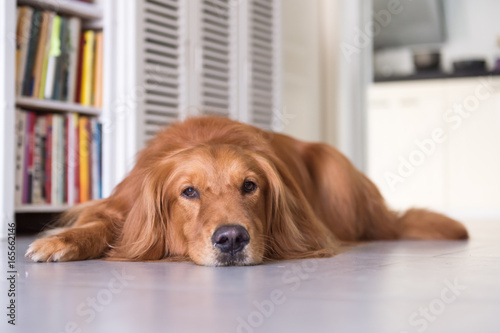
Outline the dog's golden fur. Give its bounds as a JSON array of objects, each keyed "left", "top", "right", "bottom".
[{"left": 26, "top": 117, "right": 468, "bottom": 266}]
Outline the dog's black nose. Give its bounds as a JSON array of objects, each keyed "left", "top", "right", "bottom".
[{"left": 212, "top": 225, "right": 250, "bottom": 255}]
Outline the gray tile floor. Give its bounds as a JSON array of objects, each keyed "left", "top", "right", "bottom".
[{"left": 2, "top": 220, "right": 500, "bottom": 333}]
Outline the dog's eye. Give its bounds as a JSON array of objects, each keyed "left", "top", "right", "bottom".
[
  {"left": 182, "top": 187, "right": 199, "bottom": 199},
  {"left": 242, "top": 181, "right": 257, "bottom": 194}
]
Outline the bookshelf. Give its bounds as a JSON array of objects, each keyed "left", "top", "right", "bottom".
[
  {"left": 15, "top": 204, "right": 70, "bottom": 213},
  {"left": 0, "top": 0, "right": 107, "bottom": 225},
  {"left": 17, "top": 0, "right": 103, "bottom": 20},
  {"left": 0, "top": 0, "right": 282, "bottom": 238},
  {"left": 16, "top": 97, "right": 102, "bottom": 116}
]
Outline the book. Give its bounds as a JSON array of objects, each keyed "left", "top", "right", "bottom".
[
  {"left": 79, "top": 117, "right": 90, "bottom": 202},
  {"left": 22, "top": 112, "right": 32, "bottom": 204},
  {"left": 96, "top": 123, "right": 102, "bottom": 199},
  {"left": 31, "top": 11, "right": 51, "bottom": 98},
  {"left": 66, "top": 18, "right": 82, "bottom": 103},
  {"left": 59, "top": 18, "right": 72, "bottom": 101},
  {"left": 74, "top": 33, "right": 85, "bottom": 103},
  {"left": 38, "top": 12, "right": 55, "bottom": 99},
  {"left": 52, "top": 114, "right": 66, "bottom": 204},
  {"left": 44, "top": 15, "right": 62, "bottom": 100},
  {"left": 15, "top": 109, "right": 26, "bottom": 206},
  {"left": 51, "top": 114, "right": 60, "bottom": 204},
  {"left": 86, "top": 118, "right": 93, "bottom": 200},
  {"left": 75, "top": 115, "right": 81, "bottom": 203},
  {"left": 60, "top": 116, "right": 67, "bottom": 204},
  {"left": 26, "top": 112, "right": 36, "bottom": 204},
  {"left": 15, "top": 7, "right": 33, "bottom": 96},
  {"left": 93, "top": 31, "right": 103, "bottom": 107},
  {"left": 32, "top": 115, "right": 46, "bottom": 204},
  {"left": 67, "top": 113, "right": 78, "bottom": 205},
  {"left": 40, "top": 116, "right": 48, "bottom": 203},
  {"left": 45, "top": 114, "right": 53, "bottom": 203},
  {"left": 80, "top": 30, "right": 95, "bottom": 106},
  {"left": 91, "top": 118, "right": 98, "bottom": 200},
  {"left": 52, "top": 17, "right": 68, "bottom": 100},
  {"left": 22, "top": 9, "right": 42, "bottom": 96}
]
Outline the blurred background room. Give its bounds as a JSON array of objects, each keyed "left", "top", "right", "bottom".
[
  {"left": 1, "top": 0, "right": 499, "bottom": 234},
  {"left": 1, "top": 1, "right": 500, "bottom": 333}
]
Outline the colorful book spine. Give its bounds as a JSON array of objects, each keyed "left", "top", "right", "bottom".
[
  {"left": 93, "top": 31, "right": 103, "bottom": 107},
  {"left": 38, "top": 12, "right": 55, "bottom": 99},
  {"left": 79, "top": 117, "right": 89, "bottom": 202},
  {"left": 96, "top": 123, "right": 102, "bottom": 199},
  {"left": 91, "top": 118, "right": 98, "bottom": 200},
  {"left": 15, "top": 109, "right": 26, "bottom": 206},
  {"left": 52, "top": 17, "right": 68, "bottom": 101},
  {"left": 22, "top": 10, "right": 42, "bottom": 96},
  {"left": 67, "top": 113, "right": 78, "bottom": 205},
  {"left": 44, "top": 15, "right": 62, "bottom": 100},
  {"left": 45, "top": 115, "right": 53, "bottom": 203},
  {"left": 15, "top": 7, "right": 33, "bottom": 96},
  {"left": 32, "top": 115, "right": 46, "bottom": 204},
  {"left": 75, "top": 115, "right": 81, "bottom": 204},
  {"left": 80, "top": 30, "right": 95, "bottom": 106},
  {"left": 31, "top": 11, "right": 51, "bottom": 98},
  {"left": 26, "top": 112, "right": 36, "bottom": 204},
  {"left": 58, "top": 115, "right": 66, "bottom": 204},
  {"left": 51, "top": 114, "right": 60, "bottom": 204},
  {"left": 67, "top": 18, "right": 82, "bottom": 103}
]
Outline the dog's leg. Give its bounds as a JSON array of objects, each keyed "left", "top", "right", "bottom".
[{"left": 26, "top": 221, "right": 112, "bottom": 262}]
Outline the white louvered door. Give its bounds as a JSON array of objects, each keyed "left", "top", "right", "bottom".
[
  {"left": 198, "top": 0, "right": 238, "bottom": 118},
  {"left": 137, "top": 0, "right": 188, "bottom": 147},
  {"left": 246, "top": 0, "right": 281, "bottom": 130},
  {"left": 134, "top": 0, "right": 280, "bottom": 150}
]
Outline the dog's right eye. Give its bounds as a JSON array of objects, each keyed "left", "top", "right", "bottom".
[{"left": 182, "top": 187, "right": 199, "bottom": 199}]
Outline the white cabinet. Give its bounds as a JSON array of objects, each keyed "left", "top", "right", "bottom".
[
  {"left": 368, "top": 77, "right": 500, "bottom": 218},
  {"left": 445, "top": 79, "right": 500, "bottom": 215}
]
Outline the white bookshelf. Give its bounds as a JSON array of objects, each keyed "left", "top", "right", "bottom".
[
  {"left": 16, "top": 205, "right": 70, "bottom": 213},
  {"left": 17, "top": 0, "right": 103, "bottom": 20},
  {"left": 16, "top": 96, "right": 102, "bottom": 116},
  {"left": 0, "top": 0, "right": 112, "bottom": 223}
]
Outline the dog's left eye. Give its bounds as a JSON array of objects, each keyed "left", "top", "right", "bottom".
[
  {"left": 242, "top": 181, "right": 257, "bottom": 194},
  {"left": 182, "top": 187, "right": 199, "bottom": 199}
]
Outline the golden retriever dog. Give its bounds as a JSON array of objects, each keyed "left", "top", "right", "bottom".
[{"left": 26, "top": 117, "right": 468, "bottom": 266}]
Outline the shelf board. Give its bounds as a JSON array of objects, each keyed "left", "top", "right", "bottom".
[
  {"left": 17, "top": 0, "right": 103, "bottom": 20},
  {"left": 16, "top": 205, "right": 69, "bottom": 213},
  {"left": 82, "top": 18, "right": 103, "bottom": 30},
  {"left": 16, "top": 97, "right": 101, "bottom": 116}
]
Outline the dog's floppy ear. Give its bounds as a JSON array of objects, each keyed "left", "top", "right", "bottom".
[
  {"left": 108, "top": 169, "right": 169, "bottom": 260},
  {"left": 253, "top": 154, "right": 338, "bottom": 260}
]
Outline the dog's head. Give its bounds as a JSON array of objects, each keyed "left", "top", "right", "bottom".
[{"left": 111, "top": 125, "right": 336, "bottom": 266}]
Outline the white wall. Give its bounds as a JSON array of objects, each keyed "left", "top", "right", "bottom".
[
  {"left": 281, "top": 0, "right": 371, "bottom": 172},
  {"left": 281, "top": 0, "right": 322, "bottom": 142}
]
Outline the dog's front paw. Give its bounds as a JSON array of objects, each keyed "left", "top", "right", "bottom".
[{"left": 25, "top": 236, "right": 79, "bottom": 262}]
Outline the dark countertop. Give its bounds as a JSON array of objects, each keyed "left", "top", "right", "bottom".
[{"left": 374, "top": 70, "right": 500, "bottom": 83}]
